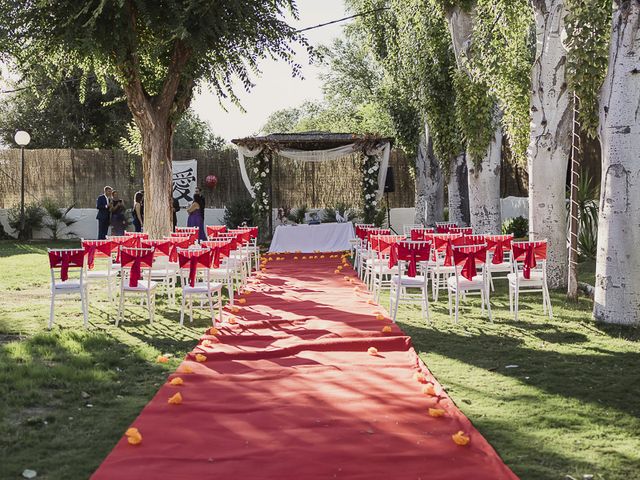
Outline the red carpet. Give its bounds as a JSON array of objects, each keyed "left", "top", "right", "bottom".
[{"left": 93, "top": 254, "right": 517, "bottom": 479}]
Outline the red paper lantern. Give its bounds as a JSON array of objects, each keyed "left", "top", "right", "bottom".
[{"left": 205, "top": 175, "right": 218, "bottom": 188}]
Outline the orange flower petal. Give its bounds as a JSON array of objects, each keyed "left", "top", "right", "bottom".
[
  {"left": 170, "top": 377, "right": 184, "bottom": 386},
  {"left": 201, "top": 339, "right": 213, "bottom": 347},
  {"left": 375, "top": 314, "right": 385, "bottom": 321},
  {"left": 127, "top": 432, "right": 143, "bottom": 445},
  {"left": 429, "top": 408, "right": 446, "bottom": 418},
  {"left": 367, "top": 346, "right": 378, "bottom": 356},
  {"left": 238, "top": 298, "right": 247, "bottom": 304},
  {"left": 343, "top": 276, "right": 350, "bottom": 281},
  {"left": 294, "top": 257, "right": 299, "bottom": 260},
  {"left": 452, "top": 431, "right": 470, "bottom": 446},
  {"left": 195, "top": 353, "right": 207, "bottom": 363},
  {"left": 335, "top": 270, "right": 340, "bottom": 274},
  {"left": 168, "top": 392, "right": 183, "bottom": 405},
  {"left": 179, "top": 365, "right": 194, "bottom": 374},
  {"left": 413, "top": 372, "right": 427, "bottom": 384},
  {"left": 228, "top": 316, "right": 237, "bottom": 324},
  {"left": 302, "top": 256, "right": 307, "bottom": 260},
  {"left": 125, "top": 427, "right": 139, "bottom": 437},
  {"left": 382, "top": 325, "right": 392, "bottom": 333},
  {"left": 422, "top": 383, "right": 437, "bottom": 396},
  {"left": 230, "top": 306, "right": 240, "bottom": 313},
  {"left": 157, "top": 355, "right": 168, "bottom": 364},
  {"left": 366, "top": 299, "right": 376, "bottom": 305},
  {"left": 320, "top": 255, "right": 325, "bottom": 259},
  {"left": 208, "top": 327, "right": 219, "bottom": 336}
]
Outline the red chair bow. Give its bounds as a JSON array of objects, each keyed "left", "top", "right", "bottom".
[
  {"left": 391, "top": 241, "right": 432, "bottom": 277},
  {"left": 164, "top": 237, "right": 193, "bottom": 262},
  {"left": 410, "top": 228, "right": 435, "bottom": 241},
  {"left": 436, "top": 223, "right": 457, "bottom": 234},
  {"left": 141, "top": 239, "right": 172, "bottom": 258},
  {"left": 120, "top": 248, "right": 154, "bottom": 287},
  {"left": 485, "top": 235, "right": 512, "bottom": 265},
  {"left": 513, "top": 241, "right": 547, "bottom": 279},
  {"left": 355, "top": 225, "right": 374, "bottom": 240},
  {"left": 82, "top": 240, "right": 112, "bottom": 270},
  {"left": 49, "top": 249, "right": 85, "bottom": 281},
  {"left": 202, "top": 240, "right": 232, "bottom": 267},
  {"left": 453, "top": 245, "right": 487, "bottom": 281},
  {"left": 177, "top": 248, "right": 211, "bottom": 287},
  {"left": 370, "top": 235, "right": 404, "bottom": 256},
  {"left": 206, "top": 225, "right": 227, "bottom": 238},
  {"left": 434, "top": 234, "right": 465, "bottom": 266},
  {"left": 450, "top": 227, "right": 473, "bottom": 235}
]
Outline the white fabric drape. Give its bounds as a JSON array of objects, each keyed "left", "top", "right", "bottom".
[{"left": 236, "top": 141, "right": 391, "bottom": 200}]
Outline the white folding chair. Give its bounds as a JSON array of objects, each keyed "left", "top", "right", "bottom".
[
  {"left": 389, "top": 241, "right": 432, "bottom": 323},
  {"left": 508, "top": 240, "right": 553, "bottom": 321},
  {"left": 82, "top": 239, "right": 119, "bottom": 304},
  {"left": 447, "top": 244, "right": 492, "bottom": 323},
  {"left": 47, "top": 248, "right": 89, "bottom": 329},
  {"left": 117, "top": 247, "right": 157, "bottom": 326},
  {"left": 176, "top": 247, "right": 223, "bottom": 326}
]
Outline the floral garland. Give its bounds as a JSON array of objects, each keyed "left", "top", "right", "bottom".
[
  {"left": 251, "top": 152, "right": 271, "bottom": 217},
  {"left": 362, "top": 154, "right": 379, "bottom": 224}
]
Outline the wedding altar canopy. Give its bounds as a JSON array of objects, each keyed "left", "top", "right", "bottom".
[{"left": 231, "top": 132, "right": 394, "bottom": 201}]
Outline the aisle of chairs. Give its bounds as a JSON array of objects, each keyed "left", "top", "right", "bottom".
[
  {"left": 47, "top": 226, "right": 260, "bottom": 329},
  {"left": 352, "top": 223, "right": 553, "bottom": 324}
]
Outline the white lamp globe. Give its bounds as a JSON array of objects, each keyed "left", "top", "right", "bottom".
[{"left": 14, "top": 131, "right": 31, "bottom": 147}]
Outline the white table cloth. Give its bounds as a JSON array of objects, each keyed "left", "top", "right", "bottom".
[{"left": 269, "top": 222, "right": 356, "bottom": 253}]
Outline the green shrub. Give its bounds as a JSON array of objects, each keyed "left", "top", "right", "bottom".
[
  {"left": 7, "top": 202, "right": 46, "bottom": 240},
  {"left": 502, "top": 216, "right": 528, "bottom": 239},
  {"left": 287, "top": 205, "right": 308, "bottom": 224},
  {"left": 223, "top": 198, "right": 254, "bottom": 228},
  {"left": 41, "top": 198, "right": 77, "bottom": 239}
]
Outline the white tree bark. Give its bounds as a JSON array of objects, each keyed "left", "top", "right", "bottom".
[
  {"left": 448, "top": 153, "right": 470, "bottom": 226},
  {"left": 414, "top": 124, "right": 444, "bottom": 226},
  {"left": 528, "top": 0, "right": 572, "bottom": 289},
  {"left": 446, "top": 6, "right": 502, "bottom": 233},
  {"left": 593, "top": 1, "right": 640, "bottom": 325},
  {"left": 467, "top": 121, "right": 503, "bottom": 234}
]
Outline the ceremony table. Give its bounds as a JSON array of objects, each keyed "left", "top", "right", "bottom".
[{"left": 269, "top": 222, "right": 356, "bottom": 253}]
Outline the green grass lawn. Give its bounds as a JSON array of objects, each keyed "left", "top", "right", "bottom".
[{"left": 0, "top": 240, "right": 638, "bottom": 479}]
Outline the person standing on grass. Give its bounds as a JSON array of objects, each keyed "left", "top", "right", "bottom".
[
  {"left": 109, "top": 190, "right": 127, "bottom": 236},
  {"left": 96, "top": 185, "right": 112, "bottom": 239},
  {"left": 132, "top": 191, "right": 144, "bottom": 232},
  {"left": 172, "top": 194, "right": 180, "bottom": 231},
  {"left": 187, "top": 190, "right": 205, "bottom": 240}
]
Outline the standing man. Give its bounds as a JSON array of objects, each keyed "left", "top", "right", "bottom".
[
  {"left": 96, "top": 185, "right": 112, "bottom": 239},
  {"left": 172, "top": 193, "right": 180, "bottom": 231}
]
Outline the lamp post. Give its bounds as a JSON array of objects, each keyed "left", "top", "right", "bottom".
[{"left": 14, "top": 131, "right": 31, "bottom": 237}]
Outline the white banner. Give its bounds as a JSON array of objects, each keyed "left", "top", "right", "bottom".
[{"left": 172, "top": 159, "right": 197, "bottom": 208}]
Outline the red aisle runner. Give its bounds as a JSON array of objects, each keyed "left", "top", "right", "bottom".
[{"left": 93, "top": 254, "right": 517, "bottom": 480}]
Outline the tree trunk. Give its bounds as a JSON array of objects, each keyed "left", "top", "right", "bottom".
[
  {"left": 448, "top": 153, "right": 470, "bottom": 226},
  {"left": 593, "top": 1, "right": 640, "bottom": 325},
  {"left": 414, "top": 125, "right": 444, "bottom": 226},
  {"left": 528, "top": 0, "right": 572, "bottom": 289},
  {"left": 467, "top": 122, "right": 502, "bottom": 234},
  {"left": 446, "top": 6, "right": 502, "bottom": 233}
]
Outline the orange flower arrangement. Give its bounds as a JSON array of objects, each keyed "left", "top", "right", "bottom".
[
  {"left": 168, "top": 392, "right": 183, "bottom": 405},
  {"left": 382, "top": 325, "right": 392, "bottom": 333},
  {"left": 170, "top": 377, "right": 184, "bottom": 386},
  {"left": 452, "top": 431, "right": 470, "bottom": 446},
  {"left": 125, "top": 427, "right": 142, "bottom": 445},
  {"left": 422, "top": 383, "right": 437, "bottom": 396},
  {"left": 367, "top": 346, "right": 379, "bottom": 356},
  {"left": 157, "top": 355, "right": 169, "bottom": 363},
  {"left": 413, "top": 372, "right": 427, "bottom": 384},
  {"left": 428, "top": 408, "right": 446, "bottom": 418},
  {"left": 195, "top": 353, "right": 207, "bottom": 363}
]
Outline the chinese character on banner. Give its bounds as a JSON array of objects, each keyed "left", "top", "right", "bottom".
[{"left": 172, "top": 160, "right": 197, "bottom": 208}]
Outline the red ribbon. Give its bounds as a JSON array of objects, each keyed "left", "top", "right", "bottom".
[
  {"left": 485, "top": 236, "right": 512, "bottom": 265},
  {"left": 453, "top": 246, "right": 487, "bottom": 281},
  {"left": 82, "top": 241, "right": 112, "bottom": 270},
  {"left": 178, "top": 249, "right": 211, "bottom": 287},
  {"left": 120, "top": 249, "right": 154, "bottom": 288},
  {"left": 392, "top": 242, "right": 431, "bottom": 277},
  {"left": 49, "top": 250, "right": 84, "bottom": 281},
  {"left": 410, "top": 229, "right": 435, "bottom": 241},
  {"left": 434, "top": 235, "right": 464, "bottom": 266},
  {"left": 513, "top": 242, "right": 546, "bottom": 279}
]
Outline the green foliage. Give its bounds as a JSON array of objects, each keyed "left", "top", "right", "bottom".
[
  {"left": 223, "top": 198, "right": 254, "bottom": 229},
  {"left": 322, "top": 203, "right": 358, "bottom": 223},
  {"left": 41, "top": 198, "right": 77, "bottom": 240},
  {"left": 502, "top": 215, "right": 528, "bottom": 238},
  {"left": 7, "top": 203, "right": 46, "bottom": 240},
  {"left": 573, "top": 170, "right": 600, "bottom": 260},
  {"left": 287, "top": 205, "right": 308, "bottom": 224},
  {"left": 472, "top": 0, "right": 534, "bottom": 164},
  {"left": 565, "top": 0, "right": 611, "bottom": 138},
  {"left": 0, "top": 73, "right": 131, "bottom": 148}
]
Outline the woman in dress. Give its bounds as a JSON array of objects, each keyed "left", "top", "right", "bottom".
[
  {"left": 132, "top": 191, "right": 144, "bottom": 232},
  {"left": 109, "top": 190, "right": 127, "bottom": 236},
  {"left": 187, "top": 190, "right": 205, "bottom": 240}
]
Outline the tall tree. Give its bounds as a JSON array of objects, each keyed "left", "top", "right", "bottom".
[
  {"left": 0, "top": 1, "right": 305, "bottom": 237},
  {"left": 526, "top": 0, "right": 573, "bottom": 289},
  {"left": 593, "top": 0, "right": 640, "bottom": 325}
]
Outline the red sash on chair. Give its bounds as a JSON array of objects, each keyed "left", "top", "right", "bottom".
[
  {"left": 453, "top": 245, "right": 487, "bottom": 281},
  {"left": 391, "top": 241, "right": 432, "bottom": 277},
  {"left": 202, "top": 240, "right": 233, "bottom": 268},
  {"left": 141, "top": 239, "right": 172, "bottom": 257},
  {"left": 177, "top": 249, "right": 211, "bottom": 287},
  {"left": 434, "top": 234, "right": 464, "bottom": 266},
  {"left": 513, "top": 242, "right": 547, "bottom": 279},
  {"left": 485, "top": 235, "right": 513, "bottom": 265},
  {"left": 49, "top": 249, "right": 85, "bottom": 281},
  {"left": 410, "top": 228, "right": 434, "bottom": 241},
  {"left": 120, "top": 248, "right": 154, "bottom": 287},
  {"left": 82, "top": 240, "right": 112, "bottom": 270},
  {"left": 206, "top": 225, "right": 227, "bottom": 239}
]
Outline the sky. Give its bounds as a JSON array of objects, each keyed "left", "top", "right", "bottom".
[{"left": 191, "top": 0, "right": 349, "bottom": 141}]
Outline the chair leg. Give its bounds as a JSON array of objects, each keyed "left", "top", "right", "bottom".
[
  {"left": 81, "top": 289, "right": 88, "bottom": 328},
  {"left": 180, "top": 292, "right": 186, "bottom": 326},
  {"left": 147, "top": 290, "right": 153, "bottom": 324},
  {"left": 454, "top": 291, "right": 460, "bottom": 324},
  {"left": 485, "top": 285, "right": 493, "bottom": 322},
  {"left": 189, "top": 297, "right": 194, "bottom": 323},
  {"left": 514, "top": 286, "right": 520, "bottom": 321},
  {"left": 509, "top": 282, "right": 513, "bottom": 313},
  {"left": 392, "top": 285, "right": 401, "bottom": 322},
  {"left": 544, "top": 283, "right": 553, "bottom": 318},
  {"left": 117, "top": 290, "right": 124, "bottom": 327},
  {"left": 208, "top": 291, "right": 214, "bottom": 325},
  {"left": 48, "top": 293, "right": 55, "bottom": 330}
]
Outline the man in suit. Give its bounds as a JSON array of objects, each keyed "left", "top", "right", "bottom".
[
  {"left": 172, "top": 194, "right": 180, "bottom": 231},
  {"left": 96, "top": 185, "right": 112, "bottom": 239}
]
